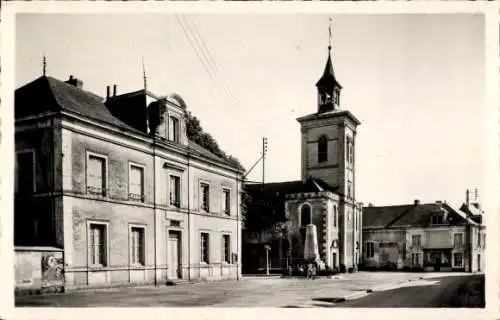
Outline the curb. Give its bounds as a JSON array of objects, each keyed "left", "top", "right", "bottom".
[{"left": 325, "top": 277, "right": 424, "bottom": 305}]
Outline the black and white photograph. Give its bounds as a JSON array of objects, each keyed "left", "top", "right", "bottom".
[{"left": 0, "top": 2, "right": 499, "bottom": 318}]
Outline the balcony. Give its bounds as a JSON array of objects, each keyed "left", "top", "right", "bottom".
[
  {"left": 129, "top": 193, "right": 145, "bottom": 202},
  {"left": 87, "top": 186, "right": 107, "bottom": 197}
]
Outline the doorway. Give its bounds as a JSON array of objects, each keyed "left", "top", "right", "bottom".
[
  {"left": 168, "top": 231, "right": 181, "bottom": 279},
  {"left": 332, "top": 252, "right": 337, "bottom": 269}
]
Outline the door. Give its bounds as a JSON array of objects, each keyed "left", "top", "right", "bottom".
[
  {"left": 168, "top": 232, "right": 181, "bottom": 279},
  {"left": 434, "top": 254, "right": 441, "bottom": 271},
  {"left": 332, "top": 252, "right": 337, "bottom": 269}
]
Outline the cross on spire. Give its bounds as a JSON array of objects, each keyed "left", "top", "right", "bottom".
[
  {"left": 42, "top": 53, "right": 47, "bottom": 76},
  {"left": 142, "top": 56, "right": 147, "bottom": 90},
  {"left": 328, "top": 17, "right": 333, "bottom": 51}
]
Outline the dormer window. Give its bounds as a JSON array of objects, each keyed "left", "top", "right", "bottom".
[
  {"left": 431, "top": 214, "right": 444, "bottom": 225},
  {"left": 169, "top": 116, "right": 179, "bottom": 143}
]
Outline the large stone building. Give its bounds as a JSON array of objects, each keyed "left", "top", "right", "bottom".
[
  {"left": 243, "top": 43, "right": 363, "bottom": 273},
  {"left": 14, "top": 75, "right": 243, "bottom": 293},
  {"left": 362, "top": 191, "right": 485, "bottom": 272}
]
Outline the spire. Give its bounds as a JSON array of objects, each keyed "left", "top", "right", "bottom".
[
  {"left": 142, "top": 56, "right": 147, "bottom": 90},
  {"left": 316, "top": 18, "right": 341, "bottom": 90},
  {"left": 42, "top": 53, "right": 47, "bottom": 76}
]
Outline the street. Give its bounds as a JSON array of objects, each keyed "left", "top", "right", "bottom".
[
  {"left": 328, "top": 274, "right": 485, "bottom": 308},
  {"left": 15, "top": 272, "right": 483, "bottom": 308}
]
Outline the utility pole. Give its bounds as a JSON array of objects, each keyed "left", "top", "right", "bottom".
[{"left": 262, "top": 137, "right": 268, "bottom": 191}]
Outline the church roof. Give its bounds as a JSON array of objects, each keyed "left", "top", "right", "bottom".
[
  {"left": 363, "top": 202, "right": 480, "bottom": 229},
  {"left": 244, "top": 177, "right": 337, "bottom": 198},
  {"left": 315, "top": 52, "right": 342, "bottom": 89}
]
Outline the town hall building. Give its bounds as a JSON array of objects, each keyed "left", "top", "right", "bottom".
[
  {"left": 14, "top": 73, "right": 244, "bottom": 293},
  {"left": 243, "top": 42, "right": 363, "bottom": 274}
]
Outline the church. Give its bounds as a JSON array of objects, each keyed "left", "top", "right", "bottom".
[{"left": 242, "top": 40, "right": 363, "bottom": 274}]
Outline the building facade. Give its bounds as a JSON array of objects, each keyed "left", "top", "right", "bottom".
[
  {"left": 243, "top": 44, "right": 363, "bottom": 273},
  {"left": 14, "top": 75, "right": 243, "bottom": 292},
  {"left": 362, "top": 196, "right": 485, "bottom": 272}
]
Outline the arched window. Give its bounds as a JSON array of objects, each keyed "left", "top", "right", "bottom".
[
  {"left": 318, "top": 136, "right": 328, "bottom": 163},
  {"left": 300, "top": 204, "right": 312, "bottom": 227}
]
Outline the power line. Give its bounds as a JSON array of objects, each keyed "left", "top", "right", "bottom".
[
  {"left": 185, "top": 16, "right": 239, "bottom": 108},
  {"left": 176, "top": 14, "right": 268, "bottom": 133}
]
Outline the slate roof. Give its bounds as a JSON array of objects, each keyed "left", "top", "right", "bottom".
[
  {"left": 244, "top": 177, "right": 337, "bottom": 198},
  {"left": 316, "top": 52, "right": 342, "bottom": 89},
  {"left": 363, "top": 202, "right": 480, "bottom": 229},
  {"left": 15, "top": 76, "right": 142, "bottom": 133},
  {"left": 15, "top": 76, "right": 241, "bottom": 171}
]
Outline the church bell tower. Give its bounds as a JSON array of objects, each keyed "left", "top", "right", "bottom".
[{"left": 296, "top": 19, "right": 362, "bottom": 271}]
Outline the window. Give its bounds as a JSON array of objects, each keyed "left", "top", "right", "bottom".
[
  {"left": 453, "top": 252, "right": 463, "bottom": 267},
  {"left": 300, "top": 204, "right": 312, "bottom": 226},
  {"left": 454, "top": 233, "right": 463, "bottom": 247},
  {"left": 334, "top": 89, "right": 340, "bottom": 106},
  {"left": 477, "top": 232, "right": 481, "bottom": 247},
  {"left": 318, "top": 136, "right": 328, "bottom": 163},
  {"left": 222, "top": 189, "right": 231, "bottom": 215},
  {"left": 347, "top": 182, "right": 352, "bottom": 199},
  {"left": 431, "top": 215, "right": 444, "bottom": 225},
  {"left": 130, "top": 227, "right": 145, "bottom": 266},
  {"left": 366, "top": 242, "right": 375, "bottom": 258},
  {"left": 412, "top": 235, "right": 421, "bottom": 248},
  {"left": 222, "top": 234, "right": 230, "bottom": 263},
  {"left": 169, "top": 175, "right": 181, "bottom": 207},
  {"left": 15, "top": 150, "right": 35, "bottom": 193},
  {"left": 89, "top": 223, "right": 107, "bottom": 266},
  {"left": 348, "top": 142, "right": 354, "bottom": 164},
  {"left": 201, "top": 232, "right": 209, "bottom": 263},
  {"left": 129, "top": 164, "right": 144, "bottom": 201},
  {"left": 333, "top": 206, "right": 338, "bottom": 227},
  {"left": 87, "top": 153, "right": 107, "bottom": 196},
  {"left": 200, "top": 183, "right": 210, "bottom": 212},
  {"left": 169, "top": 116, "right": 179, "bottom": 143},
  {"left": 412, "top": 253, "right": 421, "bottom": 266}
]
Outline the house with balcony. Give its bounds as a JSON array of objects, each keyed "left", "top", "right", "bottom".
[
  {"left": 362, "top": 197, "right": 485, "bottom": 272},
  {"left": 14, "top": 74, "right": 244, "bottom": 293}
]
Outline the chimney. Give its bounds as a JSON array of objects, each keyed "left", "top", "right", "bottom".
[
  {"left": 435, "top": 200, "right": 442, "bottom": 204},
  {"left": 466, "top": 189, "right": 470, "bottom": 205},
  {"left": 106, "top": 85, "right": 110, "bottom": 99},
  {"left": 368, "top": 203, "right": 374, "bottom": 207},
  {"left": 414, "top": 199, "right": 420, "bottom": 205},
  {"left": 113, "top": 84, "right": 117, "bottom": 97},
  {"left": 66, "top": 75, "right": 83, "bottom": 89}
]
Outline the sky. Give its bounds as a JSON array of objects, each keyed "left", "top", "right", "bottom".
[{"left": 15, "top": 13, "right": 493, "bottom": 212}]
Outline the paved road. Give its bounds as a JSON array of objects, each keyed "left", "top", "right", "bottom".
[
  {"left": 15, "top": 272, "right": 482, "bottom": 308},
  {"left": 328, "top": 274, "right": 485, "bottom": 308}
]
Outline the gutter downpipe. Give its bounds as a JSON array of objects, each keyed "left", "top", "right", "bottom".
[
  {"left": 153, "top": 135, "right": 158, "bottom": 286},
  {"left": 187, "top": 150, "right": 191, "bottom": 281},
  {"left": 236, "top": 171, "right": 240, "bottom": 281}
]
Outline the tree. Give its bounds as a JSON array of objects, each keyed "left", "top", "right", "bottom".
[{"left": 185, "top": 111, "right": 245, "bottom": 172}]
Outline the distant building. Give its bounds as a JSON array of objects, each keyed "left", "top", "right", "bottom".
[
  {"left": 14, "top": 75, "right": 243, "bottom": 293},
  {"left": 362, "top": 193, "right": 485, "bottom": 272},
  {"left": 243, "top": 41, "right": 363, "bottom": 274}
]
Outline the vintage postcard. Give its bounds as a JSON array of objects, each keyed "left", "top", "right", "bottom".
[{"left": 0, "top": 1, "right": 498, "bottom": 320}]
